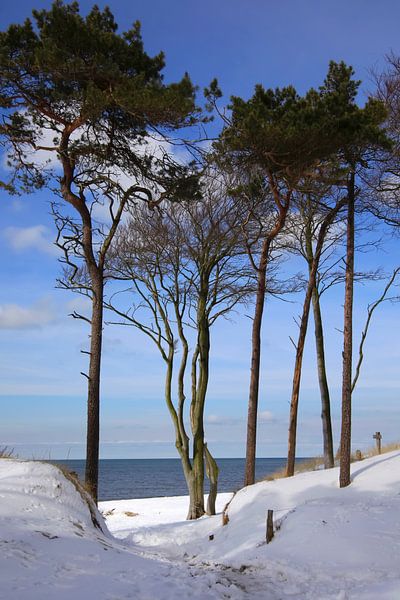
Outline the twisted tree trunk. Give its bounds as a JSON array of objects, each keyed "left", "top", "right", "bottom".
[{"left": 187, "top": 286, "right": 210, "bottom": 519}]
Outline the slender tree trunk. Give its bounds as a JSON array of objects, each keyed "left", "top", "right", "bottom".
[
  {"left": 245, "top": 191, "right": 291, "bottom": 487},
  {"left": 311, "top": 286, "right": 334, "bottom": 468},
  {"left": 176, "top": 317, "right": 191, "bottom": 465},
  {"left": 187, "top": 288, "right": 210, "bottom": 519},
  {"left": 340, "top": 171, "right": 355, "bottom": 488},
  {"left": 174, "top": 324, "right": 199, "bottom": 518},
  {"left": 245, "top": 241, "right": 268, "bottom": 487},
  {"left": 286, "top": 200, "right": 345, "bottom": 477},
  {"left": 286, "top": 260, "right": 316, "bottom": 477},
  {"left": 85, "top": 270, "right": 104, "bottom": 502},
  {"left": 161, "top": 336, "right": 196, "bottom": 517},
  {"left": 304, "top": 224, "right": 334, "bottom": 469}
]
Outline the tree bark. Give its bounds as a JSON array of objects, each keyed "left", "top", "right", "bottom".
[
  {"left": 245, "top": 187, "right": 291, "bottom": 487},
  {"left": 84, "top": 270, "right": 104, "bottom": 502},
  {"left": 286, "top": 299, "right": 312, "bottom": 476},
  {"left": 340, "top": 171, "right": 355, "bottom": 488},
  {"left": 204, "top": 443, "right": 219, "bottom": 516},
  {"left": 286, "top": 199, "right": 346, "bottom": 477},
  {"left": 245, "top": 240, "right": 268, "bottom": 487},
  {"left": 304, "top": 222, "right": 334, "bottom": 469},
  {"left": 187, "top": 287, "right": 210, "bottom": 519},
  {"left": 311, "top": 286, "right": 334, "bottom": 468},
  {"left": 286, "top": 253, "right": 318, "bottom": 477},
  {"left": 174, "top": 320, "right": 200, "bottom": 518}
]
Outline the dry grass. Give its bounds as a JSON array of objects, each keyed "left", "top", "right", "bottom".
[
  {"left": 294, "top": 456, "right": 326, "bottom": 473},
  {"left": 360, "top": 441, "right": 400, "bottom": 459},
  {"left": 263, "top": 467, "right": 287, "bottom": 482},
  {"left": 0, "top": 446, "right": 15, "bottom": 459},
  {"left": 262, "top": 456, "right": 325, "bottom": 482},
  {"left": 50, "top": 462, "right": 105, "bottom": 532},
  {"left": 262, "top": 441, "right": 400, "bottom": 483}
]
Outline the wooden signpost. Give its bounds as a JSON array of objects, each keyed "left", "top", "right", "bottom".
[{"left": 373, "top": 431, "right": 382, "bottom": 454}]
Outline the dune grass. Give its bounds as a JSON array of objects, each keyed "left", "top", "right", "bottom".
[
  {"left": 262, "top": 441, "right": 400, "bottom": 482},
  {"left": 0, "top": 447, "right": 15, "bottom": 459}
]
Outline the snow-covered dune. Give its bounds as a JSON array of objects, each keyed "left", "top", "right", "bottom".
[
  {"left": 0, "top": 460, "right": 242, "bottom": 599},
  {"left": 103, "top": 451, "right": 400, "bottom": 599},
  {"left": 1, "top": 452, "right": 400, "bottom": 599}
]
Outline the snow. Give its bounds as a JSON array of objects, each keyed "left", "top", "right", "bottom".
[{"left": 1, "top": 452, "right": 400, "bottom": 599}]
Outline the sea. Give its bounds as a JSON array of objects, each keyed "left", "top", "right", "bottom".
[{"left": 52, "top": 458, "right": 307, "bottom": 501}]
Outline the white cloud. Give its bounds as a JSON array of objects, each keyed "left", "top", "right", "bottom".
[
  {"left": 0, "top": 299, "right": 55, "bottom": 329},
  {"left": 205, "top": 414, "right": 224, "bottom": 424},
  {"left": 259, "top": 410, "right": 274, "bottom": 422},
  {"left": 3, "top": 225, "right": 57, "bottom": 256},
  {"left": 11, "top": 199, "right": 25, "bottom": 212},
  {"left": 66, "top": 297, "right": 92, "bottom": 314},
  {"left": 205, "top": 414, "right": 242, "bottom": 426}
]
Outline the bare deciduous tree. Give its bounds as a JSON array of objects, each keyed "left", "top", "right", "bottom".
[{"left": 107, "top": 185, "right": 253, "bottom": 518}]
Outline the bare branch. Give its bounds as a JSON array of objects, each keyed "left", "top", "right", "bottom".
[{"left": 352, "top": 267, "right": 400, "bottom": 393}]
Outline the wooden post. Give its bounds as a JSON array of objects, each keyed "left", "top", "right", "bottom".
[
  {"left": 266, "top": 509, "right": 274, "bottom": 543},
  {"left": 373, "top": 431, "right": 382, "bottom": 454}
]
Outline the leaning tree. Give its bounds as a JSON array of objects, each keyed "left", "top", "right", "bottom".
[
  {"left": 0, "top": 1, "right": 199, "bottom": 502},
  {"left": 209, "top": 62, "right": 374, "bottom": 486},
  {"left": 285, "top": 174, "right": 348, "bottom": 476},
  {"left": 281, "top": 63, "right": 388, "bottom": 484}
]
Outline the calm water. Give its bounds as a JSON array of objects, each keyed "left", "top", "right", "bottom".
[{"left": 52, "top": 458, "right": 307, "bottom": 501}]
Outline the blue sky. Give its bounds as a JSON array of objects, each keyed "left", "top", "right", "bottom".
[{"left": 1, "top": 0, "right": 400, "bottom": 459}]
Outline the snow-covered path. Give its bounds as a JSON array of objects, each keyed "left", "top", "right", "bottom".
[
  {"left": 1, "top": 452, "right": 400, "bottom": 599},
  {"left": 0, "top": 460, "right": 271, "bottom": 599},
  {"left": 101, "top": 451, "right": 400, "bottom": 599}
]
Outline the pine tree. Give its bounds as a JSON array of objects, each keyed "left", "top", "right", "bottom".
[
  {"left": 0, "top": 1, "right": 199, "bottom": 502},
  {"left": 214, "top": 62, "right": 388, "bottom": 486}
]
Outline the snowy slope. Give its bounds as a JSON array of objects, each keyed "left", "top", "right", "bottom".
[
  {"left": 0, "top": 460, "right": 245, "bottom": 599},
  {"left": 1, "top": 452, "right": 400, "bottom": 599},
  {"left": 102, "top": 451, "right": 400, "bottom": 599}
]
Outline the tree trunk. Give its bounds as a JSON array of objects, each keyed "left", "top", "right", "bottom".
[
  {"left": 245, "top": 187, "right": 290, "bottom": 487},
  {"left": 286, "top": 260, "right": 315, "bottom": 477},
  {"left": 204, "top": 443, "right": 219, "bottom": 516},
  {"left": 175, "top": 340, "right": 198, "bottom": 519},
  {"left": 162, "top": 342, "right": 196, "bottom": 518},
  {"left": 85, "top": 270, "right": 104, "bottom": 503},
  {"left": 187, "top": 288, "right": 210, "bottom": 519},
  {"left": 304, "top": 221, "right": 335, "bottom": 469},
  {"left": 245, "top": 241, "right": 268, "bottom": 487},
  {"left": 311, "top": 286, "right": 334, "bottom": 468},
  {"left": 286, "top": 200, "right": 345, "bottom": 477},
  {"left": 186, "top": 470, "right": 205, "bottom": 520},
  {"left": 340, "top": 171, "right": 355, "bottom": 488},
  {"left": 187, "top": 426, "right": 205, "bottom": 519}
]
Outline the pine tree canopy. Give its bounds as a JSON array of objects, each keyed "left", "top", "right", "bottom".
[
  {"left": 0, "top": 1, "right": 199, "bottom": 192},
  {"left": 218, "top": 61, "right": 389, "bottom": 180}
]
